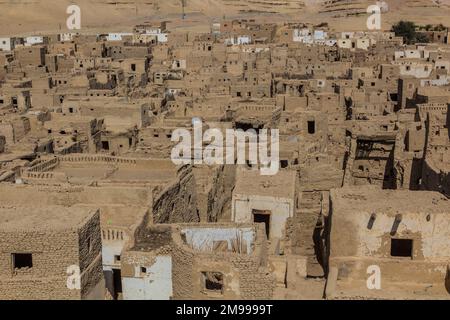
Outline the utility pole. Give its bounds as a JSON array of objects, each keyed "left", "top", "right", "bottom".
[{"left": 181, "top": 0, "right": 186, "bottom": 20}]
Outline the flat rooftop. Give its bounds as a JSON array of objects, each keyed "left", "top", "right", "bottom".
[
  {"left": 29, "top": 154, "right": 179, "bottom": 185},
  {"left": 233, "top": 168, "right": 296, "bottom": 199},
  {"left": 0, "top": 205, "right": 97, "bottom": 231},
  {"left": 331, "top": 186, "right": 449, "bottom": 214}
]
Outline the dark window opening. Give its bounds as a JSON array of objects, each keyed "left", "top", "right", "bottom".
[
  {"left": 102, "top": 141, "right": 110, "bottom": 150},
  {"left": 202, "top": 272, "right": 223, "bottom": 293},
  {"left": 131, "top": 64, "right": 136, "bottom": 72},
  {"left": 12, "top": 253, "right": 33, "bottom": 270},
  {"left": 114, "top": 255, "right": 121, "bottom": 263},
  {"left": 140, "top": 267, "right": 147, "bottom": 274},
  {"left": 87, "top": 237, "right": 92, "bottom": 252},
  {"left": 253, "top": 209, "right": 271, "bottom": 238},
  {"left": 69, "top": 107, "right": 74, "bottom": 113},
  {"left": 307, "top": 121, "right": 315, "bottom": 134},
  {"left": 280, "top": 160, "right": 289, "bottom": 168},
  {"left": 390, "top": 239, "right": 413, "bottom": 258}
]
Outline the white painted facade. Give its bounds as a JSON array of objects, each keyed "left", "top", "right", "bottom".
[
  {"left": 25, "top": 36, "right": 44, "bottom": 46},
  {"left": 337, "top": 39, "right": 352, "bottom": 49},
  {"left": 59, "top": 33, "right": 76, "bottom": 42},
  {"left": 144, "top": 29, "right": 168, "bottom": 43},
  {"left": 420, "top": 75, "right": 450, "bottom": 87},
  {"left": 171, "top": 59, "right": 187, "bottom": 70},
  {"left": 122, "top": 256, "right": 173, "bottom": 300},
  {"left": 0, "top": 38, "right": 13, "bottom": 51},
  {"left": 106, "top": 33, "right": 133, "bottom": 41},
  {"left": 231, "top": 194, "right": 293, "bottom": 240},
  {"left": 397, "top": 62, "right": 433, "bottom": 78},
  {"left": 225, "top": 36, "right": 251, "bottom": 45},
  {"left": 332, "top": 206, "right": 450, "bottom": 259},
  {"left": 293, "top": 29, "right": 328, "bottom": 44}
]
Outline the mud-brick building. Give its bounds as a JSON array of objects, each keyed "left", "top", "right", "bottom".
[
  {"left": 325, "top": 186, "right": 450, "bottom": 299},
  {"left": 231, "top": 169, "right": 298, "bottom": 244},
  {"left": 120, "top": 222, "right": 275, "bottom": 300},
  {"left": 0, "top": 206, "right": 105, "bottom": 299}
]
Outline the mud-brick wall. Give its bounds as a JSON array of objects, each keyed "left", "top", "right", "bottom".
[
  {"left": 207, "top": 165, "right": 236, "bottom": 222},
  {"left": 0, "top": 277, "right": 81, "bottom": 300},
  {"left": 0, "top": 230, "right": 81, "bottom": 299},
  {"left": 230, "top": 225, "right": 275, "bottom": 299},
  {"left": 171, "top": 240, "right": 275, "bottom": 299},
  {"left": 152, "top": 167, "right": 199, "bottom": 223},
  {"left": 171, "top": 243, "right": 195, "bottom": 299},
  {"left": 0, "top": 212, "right": 104, "bottom": 300},
  {"left": 78, "top": 211, "right": 104, "bottom": 299},
  {"left": 231, "top": 256, "right": 275, "bottom": 300}
]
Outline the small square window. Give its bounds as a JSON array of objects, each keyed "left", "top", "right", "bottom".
[
  {"left": 202, "top": 272, "right": 223, "bottom": 294},
  {"left": 114, "top": 255, "right": 121, "bottom": 263},
  {"left": 12, "top": 253, "right": 33, "bottom": 270},
  {"left": 390, "top": 239, "right": 413, "bottom": 258}
]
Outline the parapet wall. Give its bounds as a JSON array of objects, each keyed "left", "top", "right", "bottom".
[{"left": 0, "top": 184, "right": 153, "bottom": 209}]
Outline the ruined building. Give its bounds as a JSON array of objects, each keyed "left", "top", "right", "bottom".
[{"left": 0, "top": 15, "right": 449, "bottom": 300}]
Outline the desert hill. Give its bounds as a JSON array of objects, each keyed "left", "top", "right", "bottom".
[{"left": 0, "top": 0, "right": 449, "bottom": 36}]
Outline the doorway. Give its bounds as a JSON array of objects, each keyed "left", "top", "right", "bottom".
[
  {"left": 112, "top": 268, "right": 122, "bottom": 299},
  {"left": 252, "top": 209, "right": 271, "bottom": 239}
]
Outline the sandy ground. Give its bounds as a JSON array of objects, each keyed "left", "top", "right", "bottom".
[{"left": 0, "top": 0, "right": 449, "bottom": 36}]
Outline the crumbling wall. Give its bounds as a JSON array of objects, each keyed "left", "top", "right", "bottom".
[
  {"left": 206, "top": 165, "right": 235, "bottom": 222},
  {"left": 422, "top": 158, "right": 450, "bottom": 197},
  {"left": 0, "top": 123, "right": 14, "bottom": 145},
  {"left": 197, "top": 165, "right": 236, "bottom": 222},
  {"left": 171, "top": 224, "right": 275, "bottom": 300},
  {"left": 78, "top": 211, "right": 105, "bottom": 299},
  {"left": 152, "top": 166, "right": 199, "bottom": 223}
]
